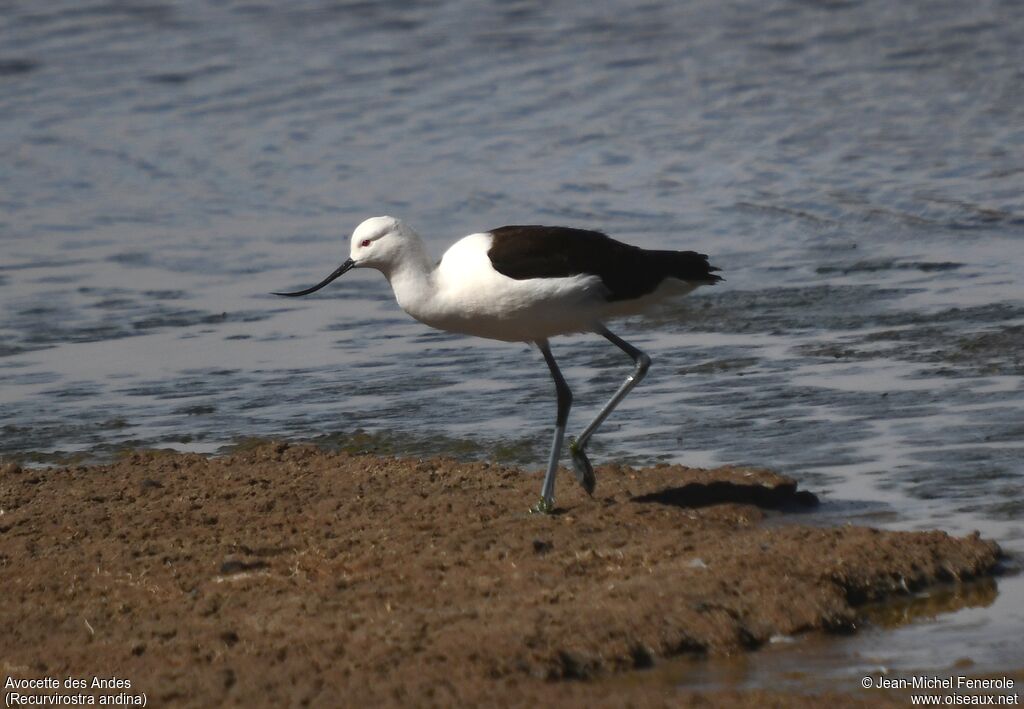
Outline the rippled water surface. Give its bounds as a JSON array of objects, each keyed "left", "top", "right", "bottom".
[{"left": 2, "top": 0, "right": 1023, "bottom": 680}]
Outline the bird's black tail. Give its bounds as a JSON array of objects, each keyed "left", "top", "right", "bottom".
[{"left": 659, "top": 249, "right": 723, "bottom": 285}]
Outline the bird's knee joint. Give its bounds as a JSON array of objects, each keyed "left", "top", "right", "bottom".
[
  {"left": 634, "top": 353, "right": 652, "bottom": 380},
  {"left": 555, "top": 386, "right": 572, "bottom": 426},
  {"left": 558, "top": 385, "right": 573, "bottom": 408}
]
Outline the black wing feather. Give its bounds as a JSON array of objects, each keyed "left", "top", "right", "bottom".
[{"left": 487, "top": 225, "right": 721, "bottom": 302}]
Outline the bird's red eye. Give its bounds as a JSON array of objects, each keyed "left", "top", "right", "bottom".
[{"left": 360, "top": 239, "right": 371, "bottom": 247}]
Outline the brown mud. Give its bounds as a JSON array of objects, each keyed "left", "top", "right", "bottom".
[{"left": 0, "top": 443, "right": 1005, "bottom": 707}]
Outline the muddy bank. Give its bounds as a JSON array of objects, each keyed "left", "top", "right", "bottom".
[{"left": 0, "top": 444, "right": 1002, "bottom": 707}]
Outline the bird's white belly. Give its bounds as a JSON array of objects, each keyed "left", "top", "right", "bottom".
[{"left": 421, "top": 272, "right": 608, "bottom": 341}]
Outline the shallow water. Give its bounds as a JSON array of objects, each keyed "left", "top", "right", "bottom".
[{"left": 2, "top": 0, "right": 1022, "bottom": 682}]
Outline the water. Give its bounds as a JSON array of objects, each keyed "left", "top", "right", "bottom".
[{"left": 2, "top": 0, "right": 1022, "bottom": 681}]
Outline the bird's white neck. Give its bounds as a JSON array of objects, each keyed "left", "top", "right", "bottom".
[{"left": 379, "top": 238, "right": 437, "bottom": 318}]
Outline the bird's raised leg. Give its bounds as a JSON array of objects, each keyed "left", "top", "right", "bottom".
[
  {"left": 533, "top": 339, "right": 573, "bottom": 514},
  {"left": 569, "top": 326, "right": 651, "bottom": 493}
]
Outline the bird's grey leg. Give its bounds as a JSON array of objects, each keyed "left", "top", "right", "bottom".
[
  {"left": 569, "top": 326, "right": 651, "bottom": 493},
  {"left": 533, "top": 339, "right": 573, "bottom": 514}
]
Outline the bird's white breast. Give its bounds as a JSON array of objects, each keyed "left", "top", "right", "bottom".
[{"left": 407, "top": 233, "right": 608, "bottom": 342}]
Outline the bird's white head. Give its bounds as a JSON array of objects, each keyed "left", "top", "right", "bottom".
[
  {"left": 349, "top": 215, "right": 419, "bottom": 274},
  {"left": 272, "top": 215, "right": 423, "bottom": 298}
]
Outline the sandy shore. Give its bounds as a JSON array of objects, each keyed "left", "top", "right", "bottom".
[{"left": 0, "top": 443, "right": 1004, "bottom": 707}]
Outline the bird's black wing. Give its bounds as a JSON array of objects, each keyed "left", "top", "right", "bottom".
[{"left": 487, "top": 225, "right": 721, "bottom": 302}]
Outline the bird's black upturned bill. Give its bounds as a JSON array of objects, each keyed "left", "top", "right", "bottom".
[{"left": 272, "top": 258, "right": 356, "bottom": 297}]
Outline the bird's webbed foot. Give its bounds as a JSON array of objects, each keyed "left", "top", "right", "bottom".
[{"left": 568, "top": 437, "right": 596, "bottom": 496}]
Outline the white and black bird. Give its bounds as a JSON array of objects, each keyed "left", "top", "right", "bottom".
[{"left": 274, "top": 216, "right": 721, "bottom": 512}]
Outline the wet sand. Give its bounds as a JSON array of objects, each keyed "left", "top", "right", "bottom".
[{"left": 0, "top": 443, "right": 1004, "bottom": 707}]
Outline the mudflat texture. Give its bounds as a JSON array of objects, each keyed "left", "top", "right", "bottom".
[{"left": 0, "top": 444, "right": 1000, "bottom": 707}]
